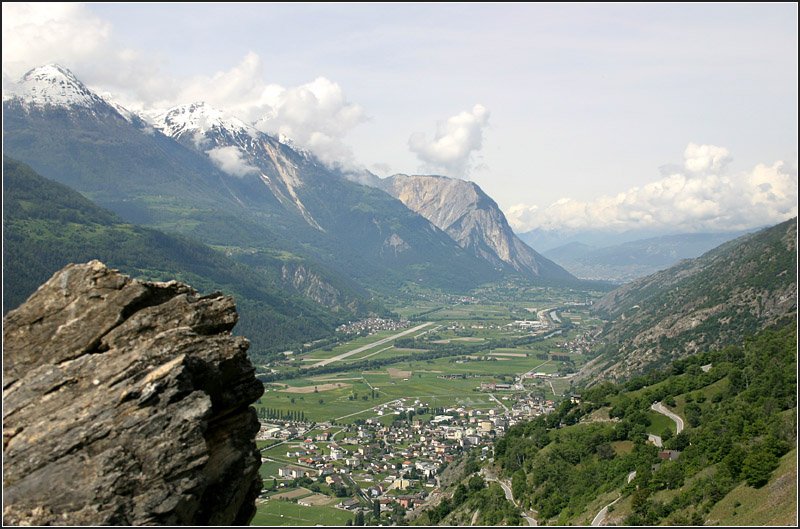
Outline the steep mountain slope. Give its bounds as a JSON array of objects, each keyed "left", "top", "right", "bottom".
[
  {"left": 544, "top": 231, "right": 753, "bottom": 283},
  {"left": 3, "top": 65, "right": 500, "bottom": 295},
  {"left": 583, "top": 218, "right": 797, "bottom": 380},
  {"left": 2, "top": 156, "right": 362, "bottom": 359},
  {"left": 494, "top": 322, "right": 796, "bottom": 526},
  {"left": 152, "top": 103, "right": 499, "bottom": 292},
  {"left": 376, "top": 174, "right": 575, "bottom": 282}
]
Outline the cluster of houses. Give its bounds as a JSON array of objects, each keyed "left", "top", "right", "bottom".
[
  {"left": 262, "top": 391, "right": 567, "bottom": 515},
  {"left": 335, "top": 317, "right": 409, "bottom": 335},
  {"left": 264, "top": 397, "right": 554, "bottom": 514}
]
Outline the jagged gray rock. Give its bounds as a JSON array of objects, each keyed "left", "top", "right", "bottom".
[
  {"left": 2, "top": 260, "right": 264, "bottom": 525},
  {"left": 378, "top": 174, "right": 575, "bottom": 282}
]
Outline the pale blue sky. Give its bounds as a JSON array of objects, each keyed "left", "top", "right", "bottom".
[{"left": 4, "top": 3, "right": 797, "bottom": 232}]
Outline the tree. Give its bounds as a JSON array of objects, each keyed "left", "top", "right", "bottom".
[
  {"left": 661, "top": 427, "right": 673, "bottom": 442},
  {"left": 468, "top": 475, "right": 485, "bottom": 493},
  {"left": 742, "top": 446, "right": 779, "bottom": 488},
  {"left": 453, "top": 483, "right": 468, "bottom": 505},
  {"left": 354, "top": 511, "right": 365, "bottom": 526},
  {"left": 596, "top": 443, "right": 616, "bottom": 460},
  {"left": 373, "top": 499, "right": 381, "bottom": 518}
]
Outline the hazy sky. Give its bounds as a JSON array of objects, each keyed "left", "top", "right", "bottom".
[{"left": 3, "top": 3, "right": 797, "bottom": 233}]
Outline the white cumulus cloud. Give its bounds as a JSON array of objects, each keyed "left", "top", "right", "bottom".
[
  {"left": 174, "top": 53, "right": 367, "bottom": 167},
  {"left": 2, "top": 3, "right": 110, "bottom": 79},
  {"left": 408, "top": 104, "right": 490, "bottom": 178},
  {"left": 2, "top": 6, "right": 369, "bottom": 169},
  {"left": 683, "top": 142, "right": 732, "bottom": 173},
  {"left": 206, "top": 146, "right": 258, "bottom": 177},
  {"left": 506, "top": 144, "right": 797, "bottom": 233},
  {"left": 2, "top": 2, "right": 168, "bottom": 102}
]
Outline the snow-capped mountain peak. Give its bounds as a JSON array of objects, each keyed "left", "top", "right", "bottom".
[
  {"left": 151, "top": 102, "right": 257, "bottom": 141},
  {"left": 7, "top": 64, "right": 108, "bottom": 109}
]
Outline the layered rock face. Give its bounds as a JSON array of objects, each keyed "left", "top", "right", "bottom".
[
  {"left": 380, "top": 174, "right": 575, "bottom": 281},
  {"left": 2, "top": 261, "right": 264, "bottom": 525}
]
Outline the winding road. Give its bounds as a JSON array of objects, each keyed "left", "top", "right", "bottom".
[
  {"left": 481, "top": 469, "right": 537, "bottom": 526},
  {"left": 592, "top": 403, "right": 685, "bottom": 525},
  {"left": 591, "top": 495, "right": 621, "bottom": 526},
  {"left": 650, "top": 401, "right": 684, "bottom": 434}
]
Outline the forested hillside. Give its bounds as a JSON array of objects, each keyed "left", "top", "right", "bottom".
[
  {"left": 494, "top": 322, "right": 797, "bottom": 525},
  {"left": 2, "top": 156, "right": 350, "bottom": 359}
]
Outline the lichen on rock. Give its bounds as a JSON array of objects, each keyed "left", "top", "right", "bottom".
[{"left": 2, "top": 260, "right": 264, "bottom": 525}]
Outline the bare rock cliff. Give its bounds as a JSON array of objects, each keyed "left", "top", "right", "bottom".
[
  {"left": 2, "top": 260, "right": 264, "bottom": 525},
  {"left": 379, "top": 174, "right": 575, "bottom": 282}
]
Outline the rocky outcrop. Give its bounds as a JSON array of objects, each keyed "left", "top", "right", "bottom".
[
  {"left": 2, "top": 260, "right": 264, "bottom": 525},
  {"left": 379, "top": 174, "right": 575, "bottom": 282}
]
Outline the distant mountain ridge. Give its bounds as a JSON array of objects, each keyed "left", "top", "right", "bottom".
[
  {"left": 582, "top": 217, "right": 797, "bottom": 381},
  {"left": 543, "top": 231, "right": 754, "bottom": 283},
  {"left": 375, "top": 174, "right": 576, "bottom": 282}
]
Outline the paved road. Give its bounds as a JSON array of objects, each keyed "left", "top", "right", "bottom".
[
  {"left": 591, "top": 495, "right": 621, "bottom": 526},
  {"left": 651, "top": 401, "right": 684, "bottom": 434},
  {"left": 489, "top": 393, "right": 509, "bottom": 413},
  {"left": 482, "top": 470, "right": 537, "bottom": 526},
  {"left": 307, "top": 322, "right": 433, "bottom": 368}
]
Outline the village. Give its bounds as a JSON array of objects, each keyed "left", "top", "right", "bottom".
[{"left": 255, "top": 385, "right": 560, "bottom": 521}]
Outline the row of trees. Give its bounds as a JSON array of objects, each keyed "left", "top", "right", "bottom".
[{"left": 256, "top": 408, "right": 307, "bottom": 422}]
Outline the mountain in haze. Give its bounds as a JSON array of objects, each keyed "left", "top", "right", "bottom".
[
  {"left": 2, "top": 64, "right": 505, "bottom": 299},
  {"left": 581, "top": 217, "right": 797, "bottom": 381},
  {"left": 543, "top": 231, "right": 754, "bottom": 283},
  {"left": 2, "top": 156, "right": 364, "bottom": 358},
  {"left": 373, "top": 174, "right": 576, "bottom": 282},
  {"left": 517, "top": 226, "right": 678, "bottom": 253}
]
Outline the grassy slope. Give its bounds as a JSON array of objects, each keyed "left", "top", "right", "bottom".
[{"left": 706, "top": 448, "right": 797, "bottom": 526}]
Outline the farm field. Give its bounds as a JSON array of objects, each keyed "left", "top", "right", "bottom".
[
  {"left": 256, "top": 294, "right": 603, "bottom": 424},
  {"left": 251, "top": 499, "right": 354, "bottom": 526}
]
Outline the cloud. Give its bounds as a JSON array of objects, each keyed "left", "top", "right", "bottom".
[
  {"left": 506, "top": 144, "right": 797, "bottom": 233},
  {"left": 2, "top": 7, "right": 368, "bottom": 168},
  {"left": 408, "top": 104, "right": 490, "bottom": 177},
  {"left": 371, "top": 162, "right": 392, "bottom": 175},
  {"left": 1, "top": 3, "right": 169, "bottom": 103},
  {"left": 683, "top": 142, "right": 732, "bottom": 173},
  {"left": 206, "top": 146, "right": 258, "bottom": 177},
  {"left": 2, "top": 3, "right": 111, "bottom": 79},
  {"left": 173, "top": 53, "right": 368, "bottom": 167}
]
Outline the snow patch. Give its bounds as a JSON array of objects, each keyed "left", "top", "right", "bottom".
[
  {"left": 151, "top": 101, "right": 258, "bottom": 140},
  {"left": 7, "top": 64, "right": 106, "bottom": 109}
]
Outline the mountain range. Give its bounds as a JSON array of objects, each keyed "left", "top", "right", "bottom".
[
  {"left": 3, "top": 65, "right": 575, "bottom": 291},
  {"left": 3, "top": 64, "right": 579, "bottom": 357},
  {"left": 543, "top": 231, "right": 755, "bottom": 283}
]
